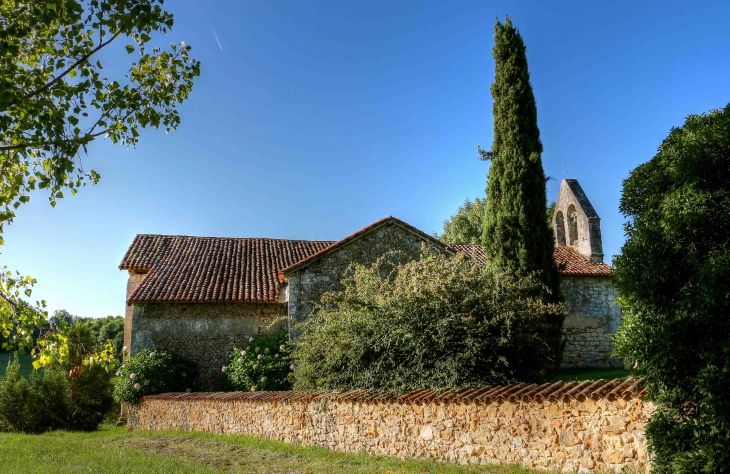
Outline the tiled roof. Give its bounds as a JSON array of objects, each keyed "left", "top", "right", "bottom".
[
  {"left": 120, "top": 223, "right": 610, "bottom": 304},
  {"left": 447, "top": 244, "right": 611, "bottom": 276},
  {"left": 554, "top": 246, "right": 612, "bottom": 276},
  {"left": 120, "top": 235, "right": 334, "bottom": 303},
  {"left": 142, "top": 378, "right": 646, "bottom": 403},
  {"left": 446, "top": 244, "right": 487, "bottom": 262},
  {"left": 280, "top": 216, "right": 448, "bottom": 276}
]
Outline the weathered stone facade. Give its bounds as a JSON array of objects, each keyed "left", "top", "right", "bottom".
[
  {"left": 123, "top": 271, "right": 146, "bottom": 357},
  {"left": 129, "top": 391, "right": 654, "bottom": 473},
  {"left": 285, "top": 220, "right": 444, "bottom": 331},
  {"left": 560, "top": 276, "right": 622, "bottom": 368},
  {"left": 128, "top": 301, "right": 287, "bottom": 389}
]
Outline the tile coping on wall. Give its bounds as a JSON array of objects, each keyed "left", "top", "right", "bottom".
[{"left": 140, "top": 377, "right": 646, "bottom": 404}]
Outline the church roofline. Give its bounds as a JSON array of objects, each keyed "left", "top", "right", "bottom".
[
  {"left": 279, "top": 216, "right": 450, "bottom": 277},
  {"left": 563, "top": 179, "right": 599, "bottom": 219}
]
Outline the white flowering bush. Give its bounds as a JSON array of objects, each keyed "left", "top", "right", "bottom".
[
  {"left": 112, "top": 349, "right": 198, "bottom": 403},
  {"left": 224, "top": 333, "right": 292, "bottom": 391},
  {"left": 291, "top": 249, "right": 565, "bottom": 393}
]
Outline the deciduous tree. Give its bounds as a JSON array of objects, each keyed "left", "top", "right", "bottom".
[
  {"left": 613, "top": 103, "right": 730, "bottom": 473},
  {"left": 0, "top": 0, "right": 200, "bottom": 362}
]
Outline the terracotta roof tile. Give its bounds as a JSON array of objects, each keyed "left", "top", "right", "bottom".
[
  {"left": 553, "top": 246, "right": 612, "bottom": 276},
  {"left": 447, "top": 244, "right": 611, "bottom": 276},
  {"left": 142, "top": 378, "right": 645, "bottom": 403},
  {"left": 120, "top": 222, "right": 610, "bottom": 304},
  {"left": 120, "top": 235, "right": 334, "bottom": 304}
]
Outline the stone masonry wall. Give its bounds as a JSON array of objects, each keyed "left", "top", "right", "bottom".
[
  {"left": 129, "top": 392, "right": 653, "bottom": 473},
  {"left": 129, "top": 302, "right": 287, "bottom": 390},
  {"left": 123, "top": 271, "right": 147, "bottom": 360},
  {"left": 560, "top": 276, "right": 622, "bottom": 368},
  {"left": 287, "top": 222, "right": 442, "bottom": 331}
]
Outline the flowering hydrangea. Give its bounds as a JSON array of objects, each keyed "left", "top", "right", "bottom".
[
  {"left": 113, "top": 349, "right": 198, "bottom": 404},
  {"left": 290, "top": 365, "right": 295, "bottom": 371},
  {"left": 223, "top": 333, "right": 292, "bottom": 392},
  {"left": 222, "top": 366, "right": 227, "bottom": 372}
]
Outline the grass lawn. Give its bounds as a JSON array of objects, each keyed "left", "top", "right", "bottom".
[
  {"left": 553, "top": 367, "right": 635, "bottom": 383},
  {"left": 0, "top": 425, "right": 549, "bottom": 474},
  {"left": 0, "top": 353, "right": 35, "bottom": 379}
]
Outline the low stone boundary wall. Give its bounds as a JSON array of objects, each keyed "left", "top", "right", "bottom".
[{"left": 128, "top": 378, "right": 653, "bottom": 473}]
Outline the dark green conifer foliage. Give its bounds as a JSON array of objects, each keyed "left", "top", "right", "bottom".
[
  {"left": 480, "top": 18, "right": 563, "bottom": 375},
  {"left": 481, "top": 17, "right": 560, "bottom": 300}
]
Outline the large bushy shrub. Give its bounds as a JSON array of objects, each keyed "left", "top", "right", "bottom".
[
  {"left": 0, "top": 324, "right": 117, "bottom": 433},
  {"left": 613, "top": 103, "right": 730, "bottom": 473},
  {"left": 291, "top": 250, "right": 564, "bottom": 393},
  {"left": 0, "top": 362, "right": 69, "bottom": 433},
  {"left": 224, "top": 333, "right": 292, "bottom": 392},
  {"left": 113, "top": 350, "right": 198, "bottom": 403}
]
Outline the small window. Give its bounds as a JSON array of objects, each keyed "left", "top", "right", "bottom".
[
  {"left": 555, "top": 211, "right": 566, "bottom": 246},
  {"left": 567, "top": 204, "right": 578, "bottom": 246}
]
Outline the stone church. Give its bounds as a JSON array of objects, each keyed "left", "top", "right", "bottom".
[{"left": 120, "top": 179, "right": 620, "bottom": 389}]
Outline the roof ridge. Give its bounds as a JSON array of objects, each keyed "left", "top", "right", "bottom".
[{"left": 132, "top": 233, "right": 336, "bottom": 243}]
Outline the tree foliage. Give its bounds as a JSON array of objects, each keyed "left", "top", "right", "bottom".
[
  {"left": 291, "top": 250, "right": 565, "bottom": 393},
  {"left": 613, "top": 103, "right": 730, "bottom": 473},
  {"left": 0, "top": 0, "right": 200, "bottom": 222},
  {"left": 439, "top": 197, "right": 486, "bottom": 245},
  {"left": 0, "top": 0, "right": 199, "bottom": 363},
  {"left": 480, "top": 17, "right": 559, "bottom": 298},
  {"left": 440, "top": 197, "right": 557, "bottom": 246}
]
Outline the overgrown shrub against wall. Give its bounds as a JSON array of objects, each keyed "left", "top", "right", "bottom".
[
  {"left": 613, "top": 103, "right": 730, "bottom": 473},
  {"left": 114, "top": 349, "right": 198, "bottom": 403},
  {"left": 291, "top": 250, "right": 565, "bottom": 393},
  {"left": 224, "top": 333, "right": 292, "bottom": 392}
]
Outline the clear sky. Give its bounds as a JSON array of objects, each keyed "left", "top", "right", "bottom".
[{"left": 4, "top": 0, "right": 730, "bottom": 318}]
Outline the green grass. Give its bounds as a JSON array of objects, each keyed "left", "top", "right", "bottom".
[
  {"left": 0, "top": 425, "right": 551, "bottom": 474},
  {"left": 553, "top": 367, "right": 635, "bottom": 383},
  {"left": 0, "top": 353, "right": 35, "bottom": 379}
]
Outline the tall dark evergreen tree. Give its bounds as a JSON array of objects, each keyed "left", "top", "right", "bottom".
[
  {"left": 481, "top": 17, "right": 560, "bottom": 300},
  {"left": 480, "top": 18, "right": 563, "bottom": 375}
]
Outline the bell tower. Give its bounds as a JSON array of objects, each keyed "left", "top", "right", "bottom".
[{"left": 552, "top": 179, "right": 604, "bottom": 263}]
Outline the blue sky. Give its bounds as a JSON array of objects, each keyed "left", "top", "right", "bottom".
[{"left": 4, "top": 0, "right": 730, "bottom": 318}]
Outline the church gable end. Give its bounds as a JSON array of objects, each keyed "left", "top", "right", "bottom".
[{"left": 282, "top": 217, "right": 450, "bottom": 331}]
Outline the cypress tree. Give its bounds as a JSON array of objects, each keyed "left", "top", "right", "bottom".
[
  {"left": 481, "top": 17, "right": 563, "bottom": 376},
  {"left": 481, "top": 17, "right": 560, "bottom": 300}
]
